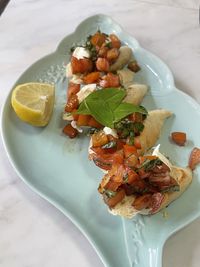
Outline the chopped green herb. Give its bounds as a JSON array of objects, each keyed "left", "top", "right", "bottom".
[
  {"left": 104, "top": 189, "right": 117, "bottom": 198},
  {"left": 102, "top": 141, "right": 117, "bottom": 149},
  {"left": 88, "top": 128, "right": 100, "bottom": 134},
  {"left": 123, "top": 173, "right": 129, "bottom": 183},
  {"left": 105, "top": 41, "right": 112, "bottom": 48},
  {"left": 128, "top": 131, "right": 135, "bottom": 145},
  {"left": 161, "top": 185, "right": 180, "bottom": 193},
  {"left": 138, "top": 158, "right": 163, "bottom": 172}
]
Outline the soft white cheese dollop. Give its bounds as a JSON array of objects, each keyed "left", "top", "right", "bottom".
[
  {"left": 103, "top": 127, "right": 118, "bottom": 138},
  {"left": 72, "top": 47, "right": 90, "bottom": 60},
  {"left": 77, "top": 84, "right": 96, "bottom": 103},
  {"left": 152, "top": 144, "right": 172, "bottom": 170},
  {"left": 71, "top": 120, "right": 83, "bottom": 133},
  {"left": 66, "top": 63, "right": 73, "bottom": 78}
]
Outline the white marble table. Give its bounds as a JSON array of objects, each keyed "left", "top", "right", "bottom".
[{"left": 1, "top": 0, "right": 200, "bottom": 266}]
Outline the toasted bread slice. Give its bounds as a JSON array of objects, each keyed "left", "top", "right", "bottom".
[{"left": 109, "top": 166, "right": 192, "bottom": 218}]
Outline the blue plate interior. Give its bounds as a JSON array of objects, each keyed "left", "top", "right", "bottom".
[{"left": 1, "top": 15, "right": 200, "bottom": 267}]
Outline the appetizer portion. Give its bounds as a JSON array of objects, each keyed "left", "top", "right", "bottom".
[
  {"left": 89, "top": 109, "right": 172, "bottom": 171},
  {"left": 62, "top": 30, "right": 198, "bottom": 219},
  {"left": 98, "top": 145, "right": 192, "bottom": 218},
  {"left": 63, "top": 31, "right": 148, "bottom": 136}
]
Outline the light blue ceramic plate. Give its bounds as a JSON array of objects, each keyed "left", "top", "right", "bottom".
[{"left": 1, "top": 15, "right": 200, "bottom": 267}]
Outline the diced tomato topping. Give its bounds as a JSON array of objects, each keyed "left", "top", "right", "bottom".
[
  {"left": 126, "top": 169, "right": 139, "bottom": 184},
  {"left": 71, "top": 56, "right": 93, "bottom": 74},
  {"left": 91, "top": 151, "right": 120, "bottom": 170},
  {"left": 125, "top": 154, "right": 138, "bottom": 168},
  {"left": 139, "top": 155, "right": 158, "bottom": 164},
  {"left": 109, "top": 34, "right": 121, "bottom": 49},
  {"left": 132, "top": 194, "right": 152, "bottom": 210},
  {"left": 171, "top": 132, "right": 187, "bottom": 146},
  {"left": 67, "top": 82, "right": 80, "bottom": 100},
  {"left": 83, "top": 72, "right": 100, "bottom": 84},
  {"left": 123, "top": 144, "right": 137, "bottom": 158},
  {"left": 105, "top": 189, "right": 125, "bottom": 208},
  {"left": 72, "top": 109, "right": 79, "bottom": 121},
  {"left": 76, "top": 114, "right": 91, "bottom": 126},
  {"left": 98, "top": 46, "right": 109, "bottom": 58},
  {"left": 188, "top": 147, "right": 200, "bottom": 170},
  {"left": 96, "top": 58, "right": 110, "bottom": 72},
  {"left": 104, "top": 181, "right": 121, "bottom": 191},
  {"left": 92, "top": 131, "right": 109, "bottom": 147},
  {"left": 134, "top": 137, "right": 142, "bottom": 149},
  {"left": 88, "top": 117, "right": 103, "bottom": 129},
  {"left": 63, "top": 124, "right": 78, "bottom": 138},
  {"left": 99, "top": 73, "right": 120, "bottom": 88},
  {"left": 90, "top": 32, "right": 106, "bottom": 47},
  {"left": 150, "top": 192, "right": 164, "bottom": 214},
  {"left": 113, "top": 151, "right": 124, "bottom": 164},
  {"left": 65, "top": 95, "right": 79, "bottom": 112},
  {"left": 106, "top": 48, "right": 119, "bottom": 62}
]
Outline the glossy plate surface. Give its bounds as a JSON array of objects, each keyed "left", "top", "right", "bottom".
[{"left": 1, "top": 15, "right": 200, "bottom": 267}]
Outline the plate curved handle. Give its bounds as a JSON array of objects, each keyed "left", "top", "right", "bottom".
[{"left": 122, "top": 216, "right": 166, "bottom": 267}]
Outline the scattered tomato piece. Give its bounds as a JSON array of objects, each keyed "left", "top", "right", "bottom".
[
  {"left": 67, "top": 82, "right": 80, "bottom": 99},
  {"left": 109, "top": 34, "right": 121, "bottom": 49},
  {"left": 134, "top": 137, "right": 142, "bottom": 149},
  {"left": 63, "top": 124, "right": 78, "bottom": 138},
  {"left": 65, "top": 95, "right": 79, "bottom": 112},
  {"left": 99, "top": 73, "right": 120, "bottom": 88},
  {"left": 139, "top": 155, "right": 157, "bottom": 164},
  {"left": 83, "top": 72, "right": 100, "bottom": 84},
  {"left": 76, "top": 114, "right": 91, "bottom": 126},
  {"left": 105, "top": 189, "right": 125, "bottom": 208},
  {"left": 104, "top": 181, "right": 121, "bottom": 191},
  {"left": 72, "top": 109, "right": 79, "bottom": 121},
  {"left": 106, "top": 48, "right": 119, "bottom": 62},
  {"left": 127, "top": 169, "right": 139, "bottom": 184},
  {"left": 132, "top": 194, "right": 152, "bottom": 210},
  {"left": 188, "top": 147, "right": 200, "bottom": 170},
  {"left": 92, "top": 131, "right": 109, "bottom": 147},
  {"left": 171, "top": 132, "right": 186, "bottom": 146},
  {"left": 90, "top": 32, "right": 106, "bottom": 47},
  {"left": 125, "top": 154, "right": 138, "bottom": 168},
  {"left": 123, "top": 144, "right": 137, "bottom": 158},
  {"left": 88, "top": 117, "right": 103, "bottom": 129},
  {"left": 98, "top": 46, "right": 109, "bottom": 58},
  {"left": 96, "top": 58, "right": 110, "bottom": 72},
  {"left": 71, "top": 56, "right": 93, "bottom": 74}
]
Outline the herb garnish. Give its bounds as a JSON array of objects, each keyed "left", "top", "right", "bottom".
[
  {"left": 102, "top": 141, "right": 117, "bottom": 149},
  {"left": 138, "top": 158, "right": 163, "bottom": 172},
  {"left": 104, "top": 189, "right": 117, "bottom": 198},
  {"left": 76, "top": 88, "right": 148, "bottom": 128}
]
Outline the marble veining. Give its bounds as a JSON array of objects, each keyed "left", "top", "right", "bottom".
[{"left": 1, "top": 0, "right": 200, "bottom": 267}]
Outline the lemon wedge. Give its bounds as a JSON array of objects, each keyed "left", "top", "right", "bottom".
[{"left": 11, "top": 82, "right": 55, "bottom": 127}]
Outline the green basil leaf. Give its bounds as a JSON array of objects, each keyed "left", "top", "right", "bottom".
[
  {"left": 86, "top": 87, "right": 126, "bottom": 110},
  {"left": 75, "top": 87, "right": 148, "bottom": 128},
  {"left": 86, "top": 99, "right": 114, "bottom": 128},
  {"left": 75, "top": 100, "right": 91, "bottom": 115},
  {"left": 113, "top": 103, "right": 147, "bottom": 124}
]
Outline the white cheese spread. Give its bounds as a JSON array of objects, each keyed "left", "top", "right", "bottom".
[
  {"left": 77, "top": 84, "right": 96, "bottom": 103},
  {"left": 72, "top": 47, "right": 90, "bottom": 60}
]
